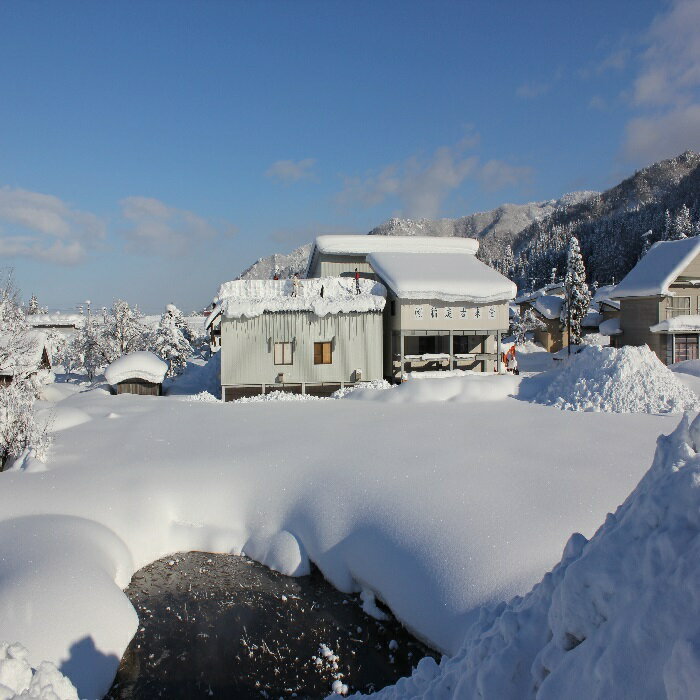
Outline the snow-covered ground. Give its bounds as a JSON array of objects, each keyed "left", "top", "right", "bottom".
[{"left": 1, "top": 343, "right": 698, "bottom": 698}]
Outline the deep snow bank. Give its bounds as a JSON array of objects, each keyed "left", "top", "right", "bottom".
[
  {"left": 357, "top": 413, "right": 700, "bottom": 700},
  {"left": 530, "top": 345, "right": 699, "bottom": 413},
  {"left": 0, "top": 642, "right": 78, "bottom": 699},
  {"left": 347, "top": 374, "right": 519, "bottom": 403}
]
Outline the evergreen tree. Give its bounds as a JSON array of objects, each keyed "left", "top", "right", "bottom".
[
  {"left": 27, "top": 294, "right": 39, "bottom": 315},
  {"left": 563, "top": 236, "right": 590, "bottom": 347},
  {"left": 663, "top": 209, "right": 673, "bottom": 240},
  {"left": 150, "top": 305, "right": 192, "bottom": 377},
  {"left": 670, "top": 204, "right": 692, "bottom": 240},
  {"left": 502, "top": 245, "right": 515, "bottom": 278}
]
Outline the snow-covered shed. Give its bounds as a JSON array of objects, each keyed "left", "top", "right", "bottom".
[
  {"left": 305, "top": 234, "right": 516, "bottom": 378},
  {"left": 0, "top": 331, "right": 52, "bottom": 384},
  {"left": 217, "top": 277, "right": 386, "bottom": 400},
  {"left": 104, "top": 351, "right": 168, "bottom": 396},
  {"left": 611, "top": 237, "right": 700, "bottom": 363}
]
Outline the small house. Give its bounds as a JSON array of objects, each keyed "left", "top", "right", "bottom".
[
  {"left": 610, "top": 237, "right": 700, "bottom": 364},
  {"left": 0, "top": 331, "right": 52, "bottom": 385},
  {"left": 104, "top": 351, "right": 168, "bottom": 395},
  {"left": 305, "top": 235, "right": 515, "bottom": 377},
  {"left": 217, "top": 277, "right": 386, "bottom": 400}
]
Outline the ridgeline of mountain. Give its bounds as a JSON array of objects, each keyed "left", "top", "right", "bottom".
[
  {"left": 513, "top": 150, "right": 700, "bottom": 288},
  {"left": 367, "top": 192, "right": 597, "bottom": 261},
  {"left": 238, "top": 243, "right": 313, "bottom": 281},
  {"left": 237, "top": 151, "right": 700, "bottom": 290}
]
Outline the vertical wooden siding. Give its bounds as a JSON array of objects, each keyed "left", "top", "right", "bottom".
[{"left": 220, "top": 311, "right": 384, "bottom": 386}]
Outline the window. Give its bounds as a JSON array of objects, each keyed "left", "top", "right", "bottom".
[
  {"left": 274, "top": 342, "right": 293, "bottom": 365},
  {"left": 666, "top": 296, "right": 691, "bottom": 318},
  {"left": 314, "top": 341, "right": 332, "bottom": 364},
  {"left": 674, "top": 334, "right": 698, "bottom": 362}
]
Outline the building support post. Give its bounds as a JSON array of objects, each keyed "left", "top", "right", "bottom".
[
  {"left": 497, "top": 331, "right": 502, "bottom": 374},
  {"left": 399, "top": 330, "right": 405, "bottom": 383},
  {"left": 449, "top": 329, "right": 454, "bottom": 371}
]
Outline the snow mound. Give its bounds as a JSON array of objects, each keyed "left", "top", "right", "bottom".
[
  {"left": 332, "top": 380, "right": 393, "bottom": 398},
  {"left": 354, "top": 413, "right": 700, "bottom": 700},
  {"left": 347, "top": 374, "right": 519, "bottom": 403},
  {"left": 184, "top": 391, "right": 220, "bottom": 403},
  {"left": 165, "top": 354, "right": 221, "bottom": 398},
  {"left": 532, "top": 345, "right": 700, "bottom": 413},
  {"left": 216, "top": 277, "right": 386, "bottom": 319},
  {"left": 0, "top": 642, "right": 78, "bottom": 699},
  {"left": 104, "top": 352, "right": 167, "bottom": 386},
  {"left": 35, "top": 406, "right": 91, "bottom": 433},
  {"left": 235, "top": 390, "right": 324, "bottom": 403}
]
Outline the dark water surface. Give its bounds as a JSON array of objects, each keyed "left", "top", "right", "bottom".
[{"left": 106, "top": 552, "right": 438, "bottom": 699}]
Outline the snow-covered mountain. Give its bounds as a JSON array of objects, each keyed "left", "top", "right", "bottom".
[
  {"left": 237, "top": 243, "right": 312, "bottom": 281},
  {"left": 236, "top": 151, "right": 700, "bottom": 289},
  {"left": 368, "top": 193, "right": 597, "bottom": 260},
  {"left": 235, "top": 195, "right": 596, "bottom": 281}
]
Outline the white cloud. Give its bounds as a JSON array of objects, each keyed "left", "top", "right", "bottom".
[
  {"left": 623, "top": 0, "right": 700, "bottom": 162},
  {"left": 0, "top": 187, "right": 105, "bottom": 264},
  {"left": 337, "top": 136, "right": 532, "bottom": 219},
  {"left": 120, "top": 196, "right": 235, "bottom": 256},
  {"left": 265, "top": 158, "right": 316, "bottom": 183},
  {"left": 588, "top": 95, "right": 607, "bottom": 111}
]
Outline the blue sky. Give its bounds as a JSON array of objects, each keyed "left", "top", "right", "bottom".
[{"left": 1, "top": 0, "right": 699, "bottom": 312}]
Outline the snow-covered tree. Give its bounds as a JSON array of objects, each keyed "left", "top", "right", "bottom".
[
  {"left": 165, "top": 303, "right": 193, "bottom": 343},
  {"left": 150, "top": 305, "right": 192, "bottom": 377},
  {"left": 0, "top": 272, "right": 49, "bottom": 468},
  {"left": 27, "top": 294, "right": 39, "bottom": 315},
  {"left": 662, "top": 209, "right": 673, "bottom": 241},
  {"left": 502, "top": 245, "right": 515, "bottom": 278},
  {"left": 62, "top": 315, "right": 107, "bottom": 380},
  {"left": 511, "top": 308, "right": 546, "bottom": 345},
  {"left": 103, "top": 299, "right": 148, "bottom": 361},
  {"left": 670, "top": 204, "right": 692, "bottom": 240},
  {"left": 563, "top": 236, "right": 590, "bottom": 346}
]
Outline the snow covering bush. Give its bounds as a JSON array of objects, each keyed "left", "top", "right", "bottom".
[
  {"left": 531, "top": 345, "right": 699, "bottom": 413},
  {"left": 0, "top": 642, "right": 78, "bottom": 700},
  {"left": 357, "top": 413, "right": 700, "bottom": 700}
]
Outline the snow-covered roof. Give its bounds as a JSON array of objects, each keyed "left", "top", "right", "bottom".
[
  {"left": 104, "top": 351, "right": 168, "bottom": 386},
  {"left": 599, "top": 317, "right": 622, "bottom": 336},
  {"left": 582, "top": 310, "right": 603, "bottom": 328},
  {"left": 27, "top": 312, "right": 83, "bottom": 328},
  {"left": 0, "top": 330, "right": 50, "bottom": 375},
  {"left": 600, "top": 299, "right": 621, "bottom": 310},
  {"left": 650, "top": 314, "right": 700, "bottom": 333},
  {"left": 314, "top": 234, "right": 479, "bottom": 256},
  {"left": 366, "top": 252, "right": 516, "bottom": 303},
  {"left": 592, "top": 284, "right": 618, "bottom": 304},
  {"left": 612, "top": 237, "right": 700, "bottom": 299},
  {"left": 204, "top": 303, "right": 222, "bottom": 330},
  {"left": 216, "top": 277, "right": 386, "bottom": 319},
  {"left": 514, "top": 282, "right": 565, "bottom": 305},
  {"left": 532, "top": 295, "right": 564, "bottom": 320}
]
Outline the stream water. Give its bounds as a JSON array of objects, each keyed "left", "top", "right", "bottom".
[{"left": 106, "top": 551, "right": 438, "bottom": 699}]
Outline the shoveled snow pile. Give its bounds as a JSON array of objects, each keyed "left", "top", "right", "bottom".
[
  {"left": 216, "top": 277, "right": 386, "bottom": 319},
  {"left": 0, "top": 642, "right": 78, "bottom": 699},
  {"left": 347, "top": 373, "right": 519, "bottom": 403},
  {"left": 235, "top": 390, "right": 324, "bottom": 403},
  {"left": 533, "top": 345, "right": 699, "bottom": 413},
  {"left": 103, "top": 351, "right": 167, "bottom": 387},
  {"left": 354, "top": 413, "right": 700, "bottom": 700}
]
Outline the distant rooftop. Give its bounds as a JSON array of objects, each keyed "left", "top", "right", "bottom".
[{"left": 313, "top": 234, "right": 479, "bottom": 256}]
